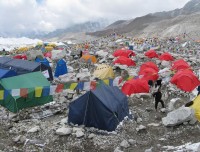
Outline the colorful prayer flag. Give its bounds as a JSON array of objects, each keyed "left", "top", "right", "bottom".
[
  {"left": 50, "top": 85, "right": 57, "bottom": 95},
  {"left": 83, "top": 82, "right": 91, "bottom": 91},
  {"left": 4, "top": 89, "right": 10, "bottom": 99},
  {"left": 42, "top": 86, "right": 50, "bottom": 96},
  {"left": 56, "top": 84, "right": 64, "bottom": 93},
  {"left": 103, "top": 79, "right": 109, "bottom": 85},
  {"left": 90, "top": 81, "right": 97, "bottom": 90},
  {"left": 69, "top": 83, "right": 78, "bottom": 90},
  {"left": 0, "top": 90, "right": 4, "bottom": 100},
  {"left": 20, "top": 88, "right": 28, "bottom": 98},
  {"left": 11, "top": 89, "right": 20, "bottom": 97},
  {"left": 35, "top": 87, "right": 43, "bottom": 97},
  {"left": 109, "top": 79, "right": 113, "bottom": 86}
]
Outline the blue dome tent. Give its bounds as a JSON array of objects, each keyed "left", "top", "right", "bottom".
[{"left": 54, "top": 59, "right": 68, "bottom": 77}]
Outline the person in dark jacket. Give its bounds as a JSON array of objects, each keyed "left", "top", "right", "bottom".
[
  {"left": 197, "top": 85, "right": 200, "bottom": 96},
  {"left": 155, "top": 79, "right": 162, "bottom": 89},
  {"left": 153, "top": 88, "right": 165, "bottom": 111},
  {"left": 79, "top": 50, "right": 83, "bottom": 58}
]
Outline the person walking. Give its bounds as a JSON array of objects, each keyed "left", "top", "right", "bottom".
[
  {"left": 153, "top": 88, "right": 165, "bottom": 111},
  {"left": 197, "top": 85, "right": 200, "bottom": 96}
]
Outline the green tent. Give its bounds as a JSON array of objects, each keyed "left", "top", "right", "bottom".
[{"left": 0, "top": 71, "right": 53, "bottom": 113}]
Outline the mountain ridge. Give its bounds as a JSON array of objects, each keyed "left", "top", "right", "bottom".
[{"left": 88, "top": 0, "right": 200, "bottom": 38}]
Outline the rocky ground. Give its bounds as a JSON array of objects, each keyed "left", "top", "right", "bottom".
[
  {"left": 0, "top": 36, "right": 200, "bottom": 152},
  {"left": 0, "top": 84, "right": 199, "bottom": 152}
]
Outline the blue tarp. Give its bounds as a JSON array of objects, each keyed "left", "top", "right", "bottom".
[
  {"left": 54, "top": 59, "right": 68, "bottom": 77},
  {"left": 0, "top": 69, "right": 17, "bottom": 79},
  {"left": 35, "top": 57, "right": 50, "bottom": 67},
  {"left": 0, "top": 57, "right": 40, "bottom": 75},
  {"left": 68, "top": 85, "right": 129, "bottom": 131}
]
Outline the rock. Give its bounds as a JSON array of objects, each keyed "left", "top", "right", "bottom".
[
  {"left": 120, "top": 140, "right": 130, "bottom": 148},
  {"left": 162, "top": 107, "right": 195, "bottom": 126},
  {"left": 189, "top": 117, "right": 197, "bottom": 125},
  {"left": 197, "top": 144, "right": 200, "bottom": 152},
  {"left": 146, "top": 107, "right": 153, "bottom": 112},
  {"left": 88, "top": 133, "right": 95, "bottom": 139},
  {"left": 147, "top": 123, "right": 160, "bottom": 127},
  {"left": 135, "top": 93, "right": 151, "bottom": 98},
  {"left": 145, "top": 147, "right": 153, "bottom": 152},
  {"left": 9, "top": 113, "right": 17, "bottom": 119},
  {"left": 73, "top": 127, "right": 84, "bottom": 133},
  {"left": 128, "top": 139, "right": 136, "bottom": 145},
  {"left": 161, "top": 61, "right": 170, "bottom": 67},
  {"left": 159, "top": 138, "right": 166, "bottom": 141},
  {"left": 27, "top": 126, "right": 40, "bottom": 133},
  {"left": 75, "top": 130, "right": 84, "bottom": 138},
  {"left": 183, "top": 122, "right": 188, "bottom": 125},
  {"left": 136, "top": 125, "right": 146, "bottom": 132},
  {"left": 13, "top": 135, "right": 26, "bottom": 143},
  {"left": 19, "top": 136, "right": 27, "bottom": 143},
  {"left": 59, "top": 96, "right": 66, "bottom": 103},
  {"left": 60, "top": 118, "right": 67, "bottom": 124},
  {"left": 136, "top": 117, "right": 142, "bottom": 123},
  {"left": 168, "top": 98, "right": 180, "bottom": 111},
  {"left": 114, "top": 147, "right": 124, "bottom": 152},
  {"left": 56, "top": 127, "right": 72, "bottom": 135},
  {"left": 160, "top": 108, "right": 167, "bottom": 113},
  {"left": 13, "top": 135, "right": 21, "bottom": 143}
]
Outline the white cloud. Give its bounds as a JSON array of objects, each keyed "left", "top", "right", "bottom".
[{"left": 0, "top": 0, "right": 190, "bottom": 35}]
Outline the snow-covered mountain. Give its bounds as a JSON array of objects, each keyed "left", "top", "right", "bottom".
[
  {"left": 0, "top": 19, "right": 110, "bottom": 39},
  {"left": 0, "top": 37, "right": 42, "bottom": 51}
]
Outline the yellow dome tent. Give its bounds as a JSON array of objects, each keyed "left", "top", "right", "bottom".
[
  {"left": 81, "top": 55, "right": 97, "bottom": 63},
  {"left": 191, "top": 95, "right": 200, "bottom": 122},
  {"left": 47, "top": 43, "right": 56, "bottom": 48},
  {"left": 45, "top": 46, "right": 54, "bottom": 51},
  {"left": 17, "top": 47, "right": 29, "bottom": 53},
  {"left": 93, "top": 64, "right": 114, "bottom": 79}
]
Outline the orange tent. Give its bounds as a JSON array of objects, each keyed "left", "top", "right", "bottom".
[{"left": 81, "top": 55, "right": 97, "bottom": 63}]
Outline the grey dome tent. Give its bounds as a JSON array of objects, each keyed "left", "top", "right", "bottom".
[{"left": 68, "top": 85, "right": 130, "bottom": 131}]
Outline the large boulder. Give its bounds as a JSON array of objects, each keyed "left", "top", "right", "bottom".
[
  {"left": 167, "top": 98, "right": 181, "bottom": 111},
  {"left": 52, "top": 50, "right": 66, "bottom": 60},
  {"left": 162, "top": 107, "right": 195, "bottom": 126},
  {"left": 161, "top": 61, "right": 171, "bottom": 67},
  {"left": 26, "top": 50, "right": 44, "bottom": 61}
]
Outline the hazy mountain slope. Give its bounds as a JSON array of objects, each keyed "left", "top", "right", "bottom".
[{"left": 88, "top": 0, "right": 200, "bottom": 37}]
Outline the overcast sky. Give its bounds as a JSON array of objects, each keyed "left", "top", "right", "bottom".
[{"left": 0, "top": 0, "right": 190, "bottom": 34}]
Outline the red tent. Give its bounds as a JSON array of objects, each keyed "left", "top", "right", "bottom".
[
  {"left": 170, "top": 70, "right": 200, "bottom": 92},
  {"left": 139, "top": 68, "right": 159, "bottom": 81},
  {"left": 140, "top": 62, "right": 159, "bottom": 72},
  {"left": 44, "top": 52, "right": 52, "bottom": 58},
  {"left": 122, "top": 79, "right": 149, "bottom": 95},
  {"left": 171, "top": 59, "right": 191, "bottom": 72},
  {"left": 159, "top": 52, "right": 174, "bottom": 61},
  {"left": 113, "top": 49, "right": 136, "bottom": 58},
  {"left": 13, "top": 54, "right": 27, "bottom": 60},
  {"left": 145, "top": 50, "right": 158, "bottom": 58},
  {"left": 113, "top": 56, "right": 136, "bottom": 66}
]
